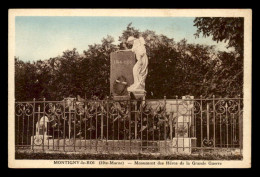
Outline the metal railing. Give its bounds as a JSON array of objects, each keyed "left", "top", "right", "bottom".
[{"left": 15, "top": 96, "right": 243, "bottom": 155}]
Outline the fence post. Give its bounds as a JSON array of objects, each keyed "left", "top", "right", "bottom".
[
  {"left": 106, "top": 96, "right": 109, "bottom": 152},
  {"left": 101, "top": 100, "right": 104, "bottom": 140},
  {"left": 140, "top": 99, "right": 143, "bottom": 153},
  {"left": 95, "top": 102, "right": 98, "bottom": 152},
  {"left": 213, "top": 95, "right": 216, "bottom": 149},
  {"left": 200, "top": 95, "right": 203, "bottom": 154},
  {"left": 169, "top": 112, "right": 173, "bottom": 140},
  {"left": 238, "top": 95, "right": 243, "bottom": 153},
  {"left": 22, "top": 109, "right": 24, "bottom": 146},
  {"left": 176, "top": 95, "right": 179, "bottom": 153},
  {"left": 225, "top": 101, "right": 228, "bottom": 149},
  {"left": 63, "top": 99, "right": 66, "bottom": 151},
  {"left": 37, "top": 105, "right": 40, "bottom": 148},
  {"left": 32, "top": 98, "right": 35, "bottom": 151},
  {"left": 84, "top": 99, "right": 87, "bottom": 150},
  {"left": 74, "top": 100, "right": 76, "bottom": 151},
  {"left": 15, "top": 99, "right": 17, "bottom": 148},
  {"left": 69, "top": 105, "right": 71, "bottom": 140},
  {"left": 206, "top": 103, "right": 209, "bottom": 142},
  {"left": 128, "top": 99, "right": 131, "bottom": 153},
  {"left": 43, "top": 97, "right": 45, "bottom": 152},
  {"left": 164, "top": 96, "right": 167, "bottom": 153}
]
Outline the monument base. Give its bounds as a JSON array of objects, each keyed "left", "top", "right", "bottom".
[
  {"left": 30, "top": 138, "right": 197, "bottom": 154},
  {"left": 113, "top": 95, "right": 130, "bottom": 101},
  {"left": 159, "top": 138, "right": 197, "bottom": 154},
  {"left": 128, "top": 90, "right": 146, "bottom": 100},
  {"left": 172, "top": 137, "right": 197, "bottom": 154}
]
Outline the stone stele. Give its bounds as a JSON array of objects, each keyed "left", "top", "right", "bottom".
[{"left": 110, "top": 51, "right": 135, "bottom": 99}]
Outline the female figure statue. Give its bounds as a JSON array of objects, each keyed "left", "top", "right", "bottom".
[{"left": 118, "top": 36, "right": 148, "bottom": 92}]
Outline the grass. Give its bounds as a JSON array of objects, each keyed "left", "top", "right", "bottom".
[{"left": 15, "top": 151, "right": 242, "bottom": 160}]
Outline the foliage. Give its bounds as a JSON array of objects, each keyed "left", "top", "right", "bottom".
[
  {"left": 194, "top": 17, "right": 244, "bottom": 55},
  {"left": 15, "top": 20, "right": 243, "bottom": 101},
  {"left": 193, "top": 17, "right": 244, "bottom": 97}
]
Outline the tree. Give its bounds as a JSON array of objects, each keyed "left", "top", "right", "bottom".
[
  {"left": 119, "top": 23, "right": 140, "bottom": 43},
  {"left": 82, "top": 35, "right": 117, "bottom": 99},
  {"left": 194, "top": 17, "right": 244, "bottom": 55},
  {"left": 15, "top": 22, "right": 243, "bottom": 101},
  {"left": 194, "top": 17, "right": 244, "bottom": 97}
]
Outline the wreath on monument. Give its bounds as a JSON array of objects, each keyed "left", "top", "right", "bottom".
[
  {"left": 113, "top": 76, "right": 128, "bottom": 96},
  {"left": 176, "top": 125, "right": 188, "bottom": 137},
  {"left": 34, "top": 136, "right": 43, "bottom": 145}
]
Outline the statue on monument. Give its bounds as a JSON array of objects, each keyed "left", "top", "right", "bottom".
[{"left": 116, "top": 36, "right": 148, "bottom": 93}]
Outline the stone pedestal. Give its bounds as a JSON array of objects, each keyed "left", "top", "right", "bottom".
[
  {"left": 113, "top": 96, "right": 131, "bottom": 101},
  {"left": 172, "top": 95, "right": 196, "bottom": 154},
  {"left": 171, "top": 137, "right": 197, "bottom": 154},
  {"left": 129, "top": 90, "right": 146, "bottom": 100}
]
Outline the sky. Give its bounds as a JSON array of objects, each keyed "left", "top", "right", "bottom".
[{"left": 15, "top": 16, "right": 232, "bottom": 62}]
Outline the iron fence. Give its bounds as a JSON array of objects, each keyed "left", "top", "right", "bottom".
[{"left": 15, "top": 96, "right": 243, "bottom": 155}]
